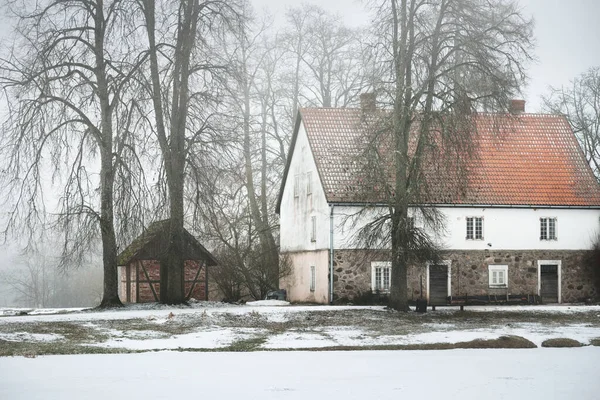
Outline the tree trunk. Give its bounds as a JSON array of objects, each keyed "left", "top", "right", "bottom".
[
  {"left": 243, "top": 85, "right": 279, "bottom": 290},
  {"left": 96, "top": 0, "right": 122, "bottom": 308},
  {"left": 164, "top": 168, "right": 186, "bottom": 304},
  {"left": 99, "top": 147, "right": 122, "bottom": 308}
]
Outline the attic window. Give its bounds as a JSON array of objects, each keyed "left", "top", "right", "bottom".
[
  {"left": 306, "top": 172, "right": 312, "bottom": 195},
  {"left": 310, "top": 216, "right": 317, "bottom": 242},
  {"left": 540, "top": 218, "right": 557, "bottom": 240},
  {"left": 294, "top": 174, "right": 300, "bottom": 197}
]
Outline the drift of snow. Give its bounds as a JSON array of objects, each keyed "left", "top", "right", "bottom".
[
  {"left": 246, "top": 300, "right": 290, "bottom": 306},
  {"left": 1, "top": 348, "right": 599, "bottom": 400}
]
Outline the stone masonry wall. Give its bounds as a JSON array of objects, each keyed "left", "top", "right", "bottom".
[{"left": 332, "top": 249, "right": 598, "bottom": 303}]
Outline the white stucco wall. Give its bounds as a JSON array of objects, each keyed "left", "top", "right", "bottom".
[
  {"left": 280, "top": 250, "right": 329, "bottom": 303},
  {"left": 279, "top": 121, "right": 330, "bottom": 252},
  {"left": 332, "top": 205, "right": 600, "bottom": 251}
]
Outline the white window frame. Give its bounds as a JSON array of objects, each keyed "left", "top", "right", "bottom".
[
  {"left": 540, "top": 217, "right": 557, "bottom": 240},
  {"left": 488, "top": 265, "right": 508, "bottom": 288},
  {"left": 466, "top": 216, "right": 484, "bottom": 240},
  {"left": 310, "top": 216, "right": 317, "bottom": 242},
  {"left": 309, "top": 265, "right": 316, "bottom": 292},
  {"left": 294, "top": 174, "right": 300, "bottom": 197},
  {"left": 371, "top": 261, "right": 391, "bottom": 293},
  {"left": 306, "top": 171, "right": 312, "bottom": 195},
  {"left": 537, "top": 260, "right": 562, "bottom": 303}
]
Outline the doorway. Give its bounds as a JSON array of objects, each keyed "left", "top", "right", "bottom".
[
  {"left": 537, "top": 260, "right": 561, "bottom": 303},
  {"left": 428, "top": 262, "right": 451, "bottom": 305}
]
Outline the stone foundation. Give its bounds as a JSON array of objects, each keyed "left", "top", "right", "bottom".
[{"left": 331, "top": 249, "right": 598, "bottom": 303}]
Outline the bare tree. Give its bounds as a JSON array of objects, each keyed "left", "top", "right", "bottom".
[
  {"left": 136, "top": 0, "right": 241, "bottom": 304},
  {"left": 0, "top": 0, "right": 148, "bottom": 308},
  {"left": 0, "top": 253, "right": 54, "bottom": 308},
  {"left": 284, "top": 4, "right": 368, "bottom": 109},
  {"left": 360, "top": 0, "right": 533, "bottom": 310},
  {"left": 543, "top": 67, "right": 600, "bottom": 180}
]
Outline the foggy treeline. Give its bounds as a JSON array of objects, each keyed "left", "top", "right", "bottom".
[{"left": 0, "top": 0, "right": 372, "bottom": 306}]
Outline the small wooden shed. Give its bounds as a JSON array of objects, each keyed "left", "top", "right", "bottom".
[{"left": 117, "top": 220, "right": 218, "bottom": 303}]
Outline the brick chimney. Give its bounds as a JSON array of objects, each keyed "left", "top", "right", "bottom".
[
  {"left": 509, "top": 99, "right": 525, "bottom": 113},
  {"left": 360, "top": 92, "right": 377, "bottom": 112}
]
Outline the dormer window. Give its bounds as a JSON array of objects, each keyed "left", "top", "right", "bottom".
[{"left": 294, "top": 174, "right": 300, "bottom": 197}]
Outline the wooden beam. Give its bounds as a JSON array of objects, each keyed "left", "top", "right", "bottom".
[
  {"left": 185, "top": 260, "right": 205, "bottom": 301},
  {"left": 205, "top": 266, "right": 209, "bottom": 301},
  {"left": 136, "top": 262, "right": 140, "bottom": 303},
  {"left": 126, "top": 264, "right": 131, "bottom": 302},
  {"left": 139, "top": 260, "right": 159, "bottom": 302}
]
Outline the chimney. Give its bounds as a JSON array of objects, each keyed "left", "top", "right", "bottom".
[
  {"left": 509, "top": 99, "right": 525, "bottom": 114},
  {"left": 360, "top": 92, "right": 377, "bottom": 112}
]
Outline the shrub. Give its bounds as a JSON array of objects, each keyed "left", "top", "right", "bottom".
[{"left": 541, "top": 338, "right": 584, "bottom": 348}]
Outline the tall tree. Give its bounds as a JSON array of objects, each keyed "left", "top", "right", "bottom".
[
  {"left": 362, "top": 0, "right": 533, "bottom": 310},
  {"left": 543, "top": 67, "right": 600, "bottom": 180},
  {"left": 284, "top": 4, "right": 367, "bottom": 109},
  {"left": 137, "top": 0, "right": 240, "bottom": 303},
  {"left": 0, "top": 0, "right": 146, "bottom": 308}
]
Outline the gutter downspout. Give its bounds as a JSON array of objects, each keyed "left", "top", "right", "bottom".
[{"left": 329, "top": 204, "right": 334, "bottom": 304}]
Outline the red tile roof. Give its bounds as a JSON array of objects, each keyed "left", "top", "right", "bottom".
[{"left": 277, "top": 107, "right": 600, "bottom": 209}]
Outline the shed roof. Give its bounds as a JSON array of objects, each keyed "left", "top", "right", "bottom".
[
  {"left": 117, "top": 220, "right": 218, "bottom": 266},
  {"left": 277, "top": 108, "right": 600, "bottom": 210}
]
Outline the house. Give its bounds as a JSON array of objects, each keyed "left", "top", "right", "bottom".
[
  {"left": 276, "top": 99, "right": 600, "bottom": 304},
  {"left": 117, "top": 220, "right": 218, "bottom": 303}
]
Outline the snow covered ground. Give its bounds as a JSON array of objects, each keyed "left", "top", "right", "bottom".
[
  {"left": 1, "top": 303, "right": 599, "bottom": 352},
  {"left": 1, "top": 348, "right": 599, "bottom": 400}
]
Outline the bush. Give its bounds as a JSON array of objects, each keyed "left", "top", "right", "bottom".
[{"left": 337, "top": 290, "right": 389, "bottom": 305}]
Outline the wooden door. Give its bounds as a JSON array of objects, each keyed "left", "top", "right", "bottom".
[
  {"left": 429, "top": 265, "right": 449, "bottom": 305},
  {"left": 540, "top": 264, "right": 559, "bottom": 303}
]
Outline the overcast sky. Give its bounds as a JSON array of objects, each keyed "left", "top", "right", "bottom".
[
  {"left": 254, "top": 0, "right": 600, "bottom": 112},
  {"left": 0, "top": 0, "right": 598, "bottom": 110}
]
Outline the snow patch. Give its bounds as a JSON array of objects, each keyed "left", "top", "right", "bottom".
[
  {"left": 246, "top": 300, "right": 290, "bottom": 306},
  {"left": 0, "top": 332, "right": 64, "bottom": 342}
]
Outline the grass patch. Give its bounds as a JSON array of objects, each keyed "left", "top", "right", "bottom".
[
  {"left": 225, "top": 337, "right": 267, "bottom": 352},
  {"left": 541, "top": 338, "right": 584, "bottom": 348},
  {"left": 0, "top": 339, "right": 139, "bottom": 357}
]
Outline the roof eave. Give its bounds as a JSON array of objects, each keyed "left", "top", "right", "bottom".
[
  {"left": 275, "top": 111, "right": 303, "bottom": 214},
  {"left": 327, "top": 201, "right": 600, "bottom": 209}
]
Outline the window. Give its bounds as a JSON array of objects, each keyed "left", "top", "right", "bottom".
[
  {"left": 540, "top": 218, "right": 557, "bottom": 240},
  {"left": 371, "top": 262, "right": 391, "bottom": 292},
  {"left": 466, "top": 217, "right": 483, "bottom": 240},
  {"left": 294, "top": 174, "right": 300, "bottom": 197},
  {"left": 488, "top": 265, "right": 508, "bottom": 288},
  {"left": 309, "top": 265, "right": 316, "bottom": 292},
  {"left": 306, "top": 172, "right": 312, "bottom": 195},
  {"left": 310, "top": 216, "right": 316, "bottom": 242}
]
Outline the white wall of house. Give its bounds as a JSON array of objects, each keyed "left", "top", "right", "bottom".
[
  {"left": 279, "top": 121, "right": 331, "bottom": 253},
  {"left": 332, "top": 205, "right": 600, "bottom": 251},
  {"left": 280, "top": 250, "right": 329, "bottom": 303},
  {"left": 279, "top": 121, "right": 332, "bottom": 301}
]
